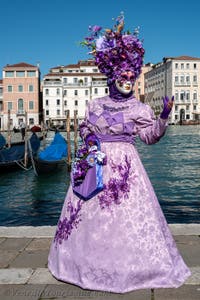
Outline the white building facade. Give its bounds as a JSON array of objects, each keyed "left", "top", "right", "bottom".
[
  {"left": 144, "top": 56, "right": 200, "bottom": 124},
  {"left": 42, "top": 60, "right": 108, "bottom": 126}
]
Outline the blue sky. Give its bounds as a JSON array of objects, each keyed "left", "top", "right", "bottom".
[{"left": 1, "top": 0, "right": 200, "bottom": 78}]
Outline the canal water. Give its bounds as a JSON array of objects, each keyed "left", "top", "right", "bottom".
[{"left": 0, "top": 125, "right": 199, "bottom": 226}]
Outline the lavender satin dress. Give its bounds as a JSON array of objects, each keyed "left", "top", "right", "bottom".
[{"left": 48, "top": 95, "right": 191, "bottom": 293}]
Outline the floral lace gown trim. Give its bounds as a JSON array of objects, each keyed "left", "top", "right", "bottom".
[{"left": 48, "top": 141, "right": 191, "bottom": 293}]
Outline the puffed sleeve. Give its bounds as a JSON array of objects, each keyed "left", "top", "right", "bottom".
[{"left": 135, "top": 103, "right": 168, "bottom": 145}]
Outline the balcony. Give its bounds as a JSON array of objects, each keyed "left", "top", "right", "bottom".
[
  {"left": 16, "top": 110, "right": 25, "bottom": 116},
  {"left": 174, "top": 82, "right": 191, "bottom": 87}
]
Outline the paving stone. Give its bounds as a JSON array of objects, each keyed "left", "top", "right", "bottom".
[
  {"left": 0, "top": 268, "right": 33, "bottom": 284},
  {"left": 9, "top": 250, "right": 49, "bottom": 268},
  {"left": 174, "top": 235, "right": 200, "bottom": 244},
  {"left": 0, "top": 237, "right": 32, "bottom": 251},
  {"left": 0, "top": 284, "right": 46, "bottom": 300},
  {"left": 155, "top": 284, "right": 200, "bottom": 300},
  {"left": 0, "top": 238, "right": 6, "bottom": 245},
  {"left": 0, "top": 250, "right": 19, "bottom": 268},
  {"left": 25, "top": 238, "right": 52, "bottom": 251},
  {"left": 40, "top": 285, "right": 150, "bottom": 299},
  {"left": 176, "top": 239, "right": 200, "bottom": 267},
  {"left": 28, "top": 268, "right": 64, "bottom": 284},
  {"left": 185, "top": 267, "right": 200, "bottom": 285}
]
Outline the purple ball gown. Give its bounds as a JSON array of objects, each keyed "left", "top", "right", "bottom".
[{"left": 48, "top": 95, "right": 191, "bottom": 293}]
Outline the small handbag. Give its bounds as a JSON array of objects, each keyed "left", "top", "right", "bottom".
[{"left": 71, "top": 142, "right": 105, "bottom": 201}]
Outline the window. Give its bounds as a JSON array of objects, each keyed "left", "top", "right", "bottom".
[
  {"left": 64, "top": 100, "right": 67, "bottom": 106},
  {"left": 18, "top": 85, "right": 23, "bottom": 92},
  {"left": 18, "top": 98, "right": 24, "bottom": 112},
  {"left": 74, "top": 100, "right": 78, "bottom": 106},
  {"left": 186, "top": 114, "right": 190, "bottom": 119},
  {"left": 46, "top": 110, "right": 49, "bottom": 116},
  {"left": 180, "top": 76, "right": 184, "bottom": 83},
  {"left": 194, "top": 63, "right": 197, "bottom": 69},
  {"left": 85, "top": 100, "right": 88, "bottom": 106},
  {"left": 175, "top": 115, "right": 178, "bottom": 120},
  {"left": 186, "top": 91, "right": 190, "bottom": 101},
  {"left": 94, "top": 88, "right": 98, "bottom": 94},
  {"left": 186, "top": 63, "right": 190, "bottom": 69},
  {"left": 180, "top": 91, "right": 185, "bottom": 100},
  {"left": 181, "top": 63, "right": 184, "bottom": 69},
  {"left": 5, "top": 71, "right": 14, "bottom": 77},
  {"left": 175, "top": 91, "right": 178, "bottom": 100},
  {"left": 175, "top": 105, "right": 178, "bottom": 111},
  {"left": 193, "top": 75, "right": 197, "bottom": 82},
  {"left": 29, "top": 85, "right": 34, "bottom": 92},
  {"left": 193, "top": 105, "right": 197, "bottom": 110},
  {"left": 8, "top": 85, "right": 13, "bottom": 92},
  {"left": 56, "top": 88, "right": 60, "bottom": 95},
  {"left": 84, "top": 77, "right": 88, "bottom": 83},
  {"left": 46, "top": 99, "right": 49, "bottom": 106},
  {"left": 29, "top": 101, "right": 34, "bottom": 110},
  {"left": 27, "top": 71, "right": 36, "bottom": 77},
  {"left": 186, "top": 75, "right": 190, "bottom": 83},
  {"left": 175, "top": 63, "right": 178, "bottom": 69},
  {"left": 8, "top": 102, "right": 12, "bottom": 110},
  {"left": 174, "top": 76, "right": 178, "bottom": 83},
  {"left": 74, "top": 90, "right": 78, "bottom": 96},
  {"left": 63, "top": 90, "right": 67, "bottom": 96},
  {"left": 186, "top": 105, "right": 190, "bottom": 111},
  {"left": 193, "top": 91, "right": 197, "bottom": 100},
  {"left": 105, "top": 88, "right": 108, "bottom": 94},
  {"left": 63, "top": 78, "right": 67, "bottom": 84},
  {"left": 138, "top": 88, "right": 141, "bottom": 95},
  {"left": 73, "top": 78, "right": 78, "bottom": 83},
  {"left": 29, "top": 118, "right": 34, "bottom": 125},
  {"left": 57, "top": 99, "right": 60, "bottom": 105},
  {"left": 85, "top": 90, "right": 88, "bottom": 96},
  {"left": 16, "top": 71, "right": 25, "bottom": 77},
  {"left": 45, "top": 89, "right": 49, "bottom": 95},
  {"left": 57, "top": 109, "right": 60, "bottom": 115}
]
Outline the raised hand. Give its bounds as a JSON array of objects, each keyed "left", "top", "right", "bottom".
[{"left": 160, "top": 96, "right": 174, "bottom": 119}]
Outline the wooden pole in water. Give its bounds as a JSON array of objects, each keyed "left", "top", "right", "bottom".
[
  {"left": 74, "top": 110, "right": 78, "bottom": 156},
  {"left": 24, "top": 111, "right": 28, "bottom": 167},
  {"left": 66, "top": 110, "right": 71, "bottom": 170},
  {"left": 7, "top": 110, "right": 11, "bottom": 147}
]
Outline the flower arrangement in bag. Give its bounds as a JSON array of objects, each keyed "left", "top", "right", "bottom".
[{"left": 72, "top": 143, "right": 107, "bottom": 187}]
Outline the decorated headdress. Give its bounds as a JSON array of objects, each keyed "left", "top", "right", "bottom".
[{"left": 81, "top": 12, "right": 145, "bottom": 84}]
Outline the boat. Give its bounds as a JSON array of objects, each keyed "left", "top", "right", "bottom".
[
  {"left": 32, "top": 131, "right": 67, "bottom": 175},
  {"left": 0, "top": 133, "right": 41, "bottom": 173}
]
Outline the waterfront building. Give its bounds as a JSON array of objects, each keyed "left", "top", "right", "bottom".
[
  {"left": 134, "top": 63, "right": 153, "bottom": 102},
  {"left": 144, "top": 56, "right": 200, "bottom": 124},
  {"left": 42, "top": 60, "right": 108, "bottom": 126},
  {"left": 1, "top": 62, "right": 41, "bottom": 130},
  {"left": 0, "top": 80, "right": 3, "bottom": 129}
]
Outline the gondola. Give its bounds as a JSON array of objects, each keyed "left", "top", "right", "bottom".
[
  {"left": 32, "top": 131, "right": 67, "bottom": 175},
  {"left": 0, "top": 133, "right": 41, "bottom": 173}
]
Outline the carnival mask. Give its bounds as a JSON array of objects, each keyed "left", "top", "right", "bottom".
[{"left": 115, "top": 71, "right": 135, "bottom": 95}]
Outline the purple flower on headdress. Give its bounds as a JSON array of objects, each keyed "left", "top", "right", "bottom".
[{"left": 81, "top": 13, "right": 145, "bottom": 83}]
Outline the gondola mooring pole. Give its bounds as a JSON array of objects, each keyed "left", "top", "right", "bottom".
[
  {"left": 7, "top": 109, "right": 11, "bottom": 147},
  {"left": 74, "top": 110, "right": 78, "bottom": 156},
  {"left": 66, "top": 110, "right": 71, "bottom": 170},
  {"left": 24, "top": 111, "right": 28, "bottom": 167}
]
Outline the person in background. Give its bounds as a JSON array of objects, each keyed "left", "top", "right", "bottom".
[
  {"left": 48, "top": 13, "right": 191, "bottom": 294},
  {"left": 19, "top": 121, "right": 26, "bottom": 140}
]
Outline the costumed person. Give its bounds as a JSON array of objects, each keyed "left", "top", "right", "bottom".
[{"left": 48, "top": 13, "right": 191, "bottom": 293}]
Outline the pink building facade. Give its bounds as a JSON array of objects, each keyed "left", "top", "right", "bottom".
[{"left": 1, "top": 62, "right": 41, "bottom": 130}]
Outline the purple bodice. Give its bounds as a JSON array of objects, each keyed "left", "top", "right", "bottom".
[{"left": 80, "top": 95, "right": 168, "bottom": 145}]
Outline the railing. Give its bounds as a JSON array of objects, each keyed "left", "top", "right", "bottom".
[{"left": 16, "top": 110, "right": 25, "bottom": 116}]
